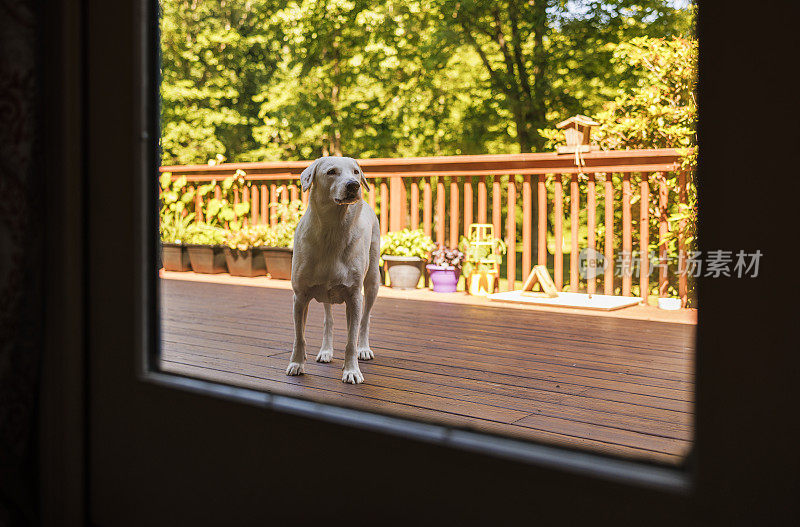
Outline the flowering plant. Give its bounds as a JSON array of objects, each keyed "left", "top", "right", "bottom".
[
  {"left": 429, "top": 245, "right": 465, "bottom": 270},
  {"left": 225, "top": 224, "right": 271, "bottom": 250}
]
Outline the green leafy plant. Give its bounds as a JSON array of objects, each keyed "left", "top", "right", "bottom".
[
  {"left": 225, "top": 224, "right": 272, "bottom": 250},
  {"left": 160, "top": 209, "right": 196, "bottom": 244},
  {"left": 200, "top": 171, "right": 251, "bottom": 231},
  {"left": 459, "top": 233, "right": 506, "bottom": 277},
  {"left": 184, "top": 222, "right": 227, "bottom": 246},
  {"left": 380, "top": 229, "right": 434, "bottom": 259},
  {"left": 263, "top": 199, "right": 306, "bottom": 248}
]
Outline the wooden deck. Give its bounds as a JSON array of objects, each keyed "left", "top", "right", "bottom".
[{"left": 159, "top": 277, "right": 695, "bottom": 464}]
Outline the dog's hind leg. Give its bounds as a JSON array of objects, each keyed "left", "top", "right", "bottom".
[
  {"left": 286, "top": 293, "right": 310, "bottom": 376},
  {"left": 316, "top": 303, "right": 334, "bottom": 363},
  {"left": 357, "top": 264, "right": 379, "bottom": 361}
]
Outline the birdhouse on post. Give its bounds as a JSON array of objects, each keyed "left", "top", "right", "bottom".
[{"left": 556, "top": 115, "right": 600, "bottom": 154}]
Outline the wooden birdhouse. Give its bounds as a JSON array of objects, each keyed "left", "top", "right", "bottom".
[{"left": 556, "top": 114, "right": 600, "bottom": 154}]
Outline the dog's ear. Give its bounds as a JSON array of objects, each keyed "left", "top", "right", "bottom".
[
  {"left": 300, "top": 158, "right": 321, "bottom": 192},
  {"left": 356, "top": 161, "right": 371, "bottom": 192}
]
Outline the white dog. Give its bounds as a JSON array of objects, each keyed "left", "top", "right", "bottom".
[{"left": 285, "top": 156, "right": 380, "bottom": 384}]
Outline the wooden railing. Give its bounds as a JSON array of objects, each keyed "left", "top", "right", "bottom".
[{"left": 161, "top": 149, "right": 692, "bottom": 305}]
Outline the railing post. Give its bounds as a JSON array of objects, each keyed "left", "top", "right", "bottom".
[
  {"left": 193, "top": 184, "right": 201, "bottom": 223},
  {"left": 622, "top": 173, "right": 632, "bottom": 296},
  {"left": 506, "top": 175, "right": 517, "bottom": 291},
  {"left": 603, "top": 174, "right": 614, "bottom": 295},
  {"left": 678, "top": 170, "right": 688, "bottom": 307},
  {"left": 464, "top": 176, "right": 473, "bottom": 237},
  {"left": 251, "top": 185, "right": 259, "bottom": 225},
  {"left": 587, "top": 174, "right": 596, "bottom": 294},
  {"left": 260, "top": 184, "right": 268, "bottom": 224},
  {"left": 477, "top": 176, "right": 487, "bottom": 224},
  {"left": 436, "top": 177, "right": 445, "bottom": 246},
  {"left": 380, "top": 179, "right": 389, "bottom": 236},
  {"left": 410, "top": 178, "right": 419, "bottom": 229},
  {"left": 423, "top": 177, "right": 432, "bottom": 238},
  {"left": 659, "top": 173, "right": 670, "bottom": 297},
  {"left": 389, "top": 176, "right": 400, "bottom": 232},
  {"left": 290, "top": 184, "right": 298, "bottom": 202},
  {"left": 449, "top": 177, "right": 459, "bottom": 249},
  {"left": 554, "top": 174, "right": 563, "bottom": 291},
  {"left": 400, "top": 177, "right": 407, "bottom": 230},
  {"left": 492, "top": 176, "right": 501, "bottom": 241},
  {"left": 538, "top": 174, "right": 547, "bottom": 267},
  {"left": 269, "top": 184, "right": 277, "bottom": 226},
  {"left": 570, "top": 173, "right": 579, "bottom": 292},
  {"left": 522, "top": 174, "right": 532, "bottom": 281},
  {"left": 640, "top": 173, "right": 650, "bottom": 303},
  {"left": 368, "top": 179, "right": 376, "bottom": 215}
]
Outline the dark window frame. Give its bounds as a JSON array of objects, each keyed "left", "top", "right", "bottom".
[{"left": 39, "top": 0, "right": 798, "bottom": 524}]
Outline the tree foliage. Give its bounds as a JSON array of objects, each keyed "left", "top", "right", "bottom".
[{"left": 159, "top": 0, "right": 693, "bottom": 163}]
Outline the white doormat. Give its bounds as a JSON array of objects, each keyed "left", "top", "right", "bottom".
[{"left": 488, "top": 291, "right": 642, "bottom": 311}]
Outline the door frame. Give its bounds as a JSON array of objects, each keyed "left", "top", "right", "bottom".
[{"left": 39, "top": 1, "right": 799, "bottom": 524}]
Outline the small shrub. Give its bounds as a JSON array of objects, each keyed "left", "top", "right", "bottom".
[
  {"left": 225, "top": 224, "right": 271, "bottom": 250},
  {"left": 184, "top": 222, "right": 227, "bottom": 245},
  {"left": 380, "top": 229, "right": 434, "bottom": 259}
]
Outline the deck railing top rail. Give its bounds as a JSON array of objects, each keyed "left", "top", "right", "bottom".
[{"left": 161, "top": 148, "right": 686, "bottom": 181}]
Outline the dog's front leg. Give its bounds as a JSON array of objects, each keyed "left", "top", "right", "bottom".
[
  {"left": 315, "top": 303, "right": 334, "bottom": 363},
  {"left": 342, "top": 290, "right": 364, "bottom": 384},
  {"left": 286, "top": 293, "right": 310, "bottom": 376}
]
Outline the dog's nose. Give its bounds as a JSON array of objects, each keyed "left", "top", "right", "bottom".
[{"left": 346, "top": 180, "right": 360, "bottom": 194}]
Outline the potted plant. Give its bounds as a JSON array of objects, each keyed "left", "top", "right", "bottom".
[
  {"left": 380, "top": 229, "right": 434, "bottom": 290},
  {"left": 224, "top": 224, "right": 270, "bottom": 277},
  {"left": 426, "top": 245, "right": 465, "bottom": 293},
  {"left": 459, "top": 226, "right": 506, "bottom": 296},
  {"left": 159, "top": 172, "right": 196, "bottom": 271},
  {"left": 261, "top": 199, "right": 305, "bottom": 280},
  {"left": 184, "top": 222, "right": 228, "bottom": 273}
]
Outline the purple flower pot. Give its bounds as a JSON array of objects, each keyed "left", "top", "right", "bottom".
[{"left": 426, "top": 264, "right": 460, "bottom": 293}]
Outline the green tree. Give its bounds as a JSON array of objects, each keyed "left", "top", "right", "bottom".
[
  {"left": 439, "top": 0, "right": 691, "bottom": 153},
  {"left": 541, "top": 29, "right": 697, "bottom": 299},
  {"left": 160, "top": 0, "right": 694, "bottom": 162},
  {"left": 159, "top": 0, "right": 282, "bottom": 164}
]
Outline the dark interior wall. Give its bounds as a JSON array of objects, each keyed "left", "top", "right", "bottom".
[{"left": 0, "top": 0, "right": 42, "bottom": 525}]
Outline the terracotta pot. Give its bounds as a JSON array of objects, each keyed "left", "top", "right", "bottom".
[
  {"left": 263, "top": 247, "right": 293, "bottom": 279},
  {"left": 161, "top": 243, "right": 192, "bottom": 272},
  {"left": 224, "top": 247, "right": 267, "bottom": 277},
  {"left": 185, "top": 244, "right": 227, "bottom": 274}
]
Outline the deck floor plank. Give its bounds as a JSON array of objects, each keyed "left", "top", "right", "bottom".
[{"left": 159, "top": 278, "right": 695, "bottom": 464}]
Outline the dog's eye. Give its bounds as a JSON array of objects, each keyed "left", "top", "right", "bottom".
[
  {"left": 326, "top": 168, "right": 337, "bottom": 175},
  {"left": 353, "top": 170, "right": 360, "bottom": 175}
]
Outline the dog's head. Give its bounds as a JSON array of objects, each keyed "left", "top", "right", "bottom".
[{"left": 300, "top": 156, "right": 370, "bottom": 206}]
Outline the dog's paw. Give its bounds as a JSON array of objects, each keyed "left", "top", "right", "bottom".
[
  {"left": 357, "top": 347, "right": 374, "bottom": 360},
  {"left": 342, "top": 368, "right": 364, "bottom": 384},
  {"left": 316, "top": 349, "right": 333, "bottom": 363},
  {"left": 286, "top": 362, "right": 305, "bottom": 376}
]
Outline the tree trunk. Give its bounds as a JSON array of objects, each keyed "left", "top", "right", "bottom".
[
  {"left": 330, "top": 41, "right": 342, "bottom": 156},
  {"left": 529, "top": 0, "right": 549, "bottom": 152}
]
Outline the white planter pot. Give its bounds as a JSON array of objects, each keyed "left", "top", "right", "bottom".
[{"left": 658, "top": 297, "right": 681, "bottom": 310}]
